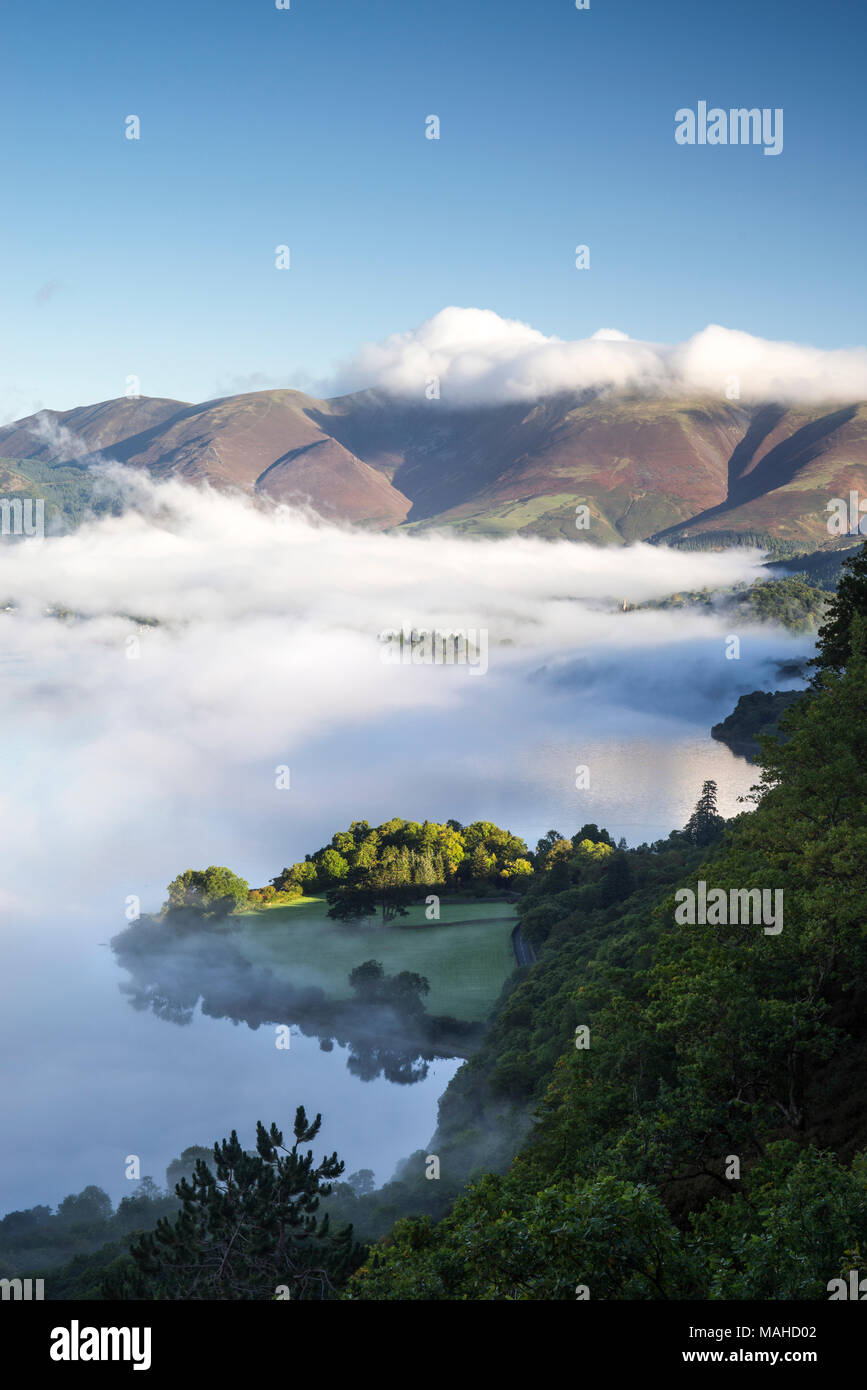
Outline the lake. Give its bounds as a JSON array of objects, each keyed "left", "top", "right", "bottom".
[{"left": 0, "top": 703, "right": 765, "bottom": 1215}]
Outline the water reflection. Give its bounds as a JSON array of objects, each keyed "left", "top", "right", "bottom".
[{"left": 111, "top": 914, "right": 478, "bottom": 1086}]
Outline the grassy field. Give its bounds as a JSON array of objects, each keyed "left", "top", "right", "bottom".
[{"left": 233, "top": 897, "right": 517, "bottom": 1023}]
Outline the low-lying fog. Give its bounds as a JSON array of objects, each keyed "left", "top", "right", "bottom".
[{"left": 0, "top": 474, "right": 812, "bottom": 1213}]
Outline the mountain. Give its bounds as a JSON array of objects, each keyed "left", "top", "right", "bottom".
[
  {"left": 2, "top": 388, "right": 866, "bottom": 549},
  {"left": 0, "top": 391, "right": 410, "bottom": 529}
]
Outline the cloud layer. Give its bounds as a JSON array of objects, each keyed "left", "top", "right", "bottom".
[
  {"left": 0, "top": 469, "right": 795, "bottom": 919},
  {"left": 2, "top": 466, "right": 766, "bottom": 642},
  {"left": 333, "top": 307, "right": 867, "bottom": 406}
]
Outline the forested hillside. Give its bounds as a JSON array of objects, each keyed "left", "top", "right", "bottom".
[{"left": 347, "top": 543, "right": 867, "bottom": 1298}]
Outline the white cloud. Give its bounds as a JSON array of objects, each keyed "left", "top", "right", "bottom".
[
  {"left": 0, "top": 467, "right": 811, "bottom": 951},
  {"left": 1, "top": 465, "right": 766, "bottom": 640},
  {"left": 0, "top": 471, "right": 783, "bottom": 903},
  {"left": 333, "top": 307, "right": 867, "bottom": 406}
]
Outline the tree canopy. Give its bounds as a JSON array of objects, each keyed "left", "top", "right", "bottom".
[
  {"left": 164, "top": 866, "right": 249, "bottom": 919},
  {"left": 106, "top": 1109, "right": 362, "bottom": 1300}
]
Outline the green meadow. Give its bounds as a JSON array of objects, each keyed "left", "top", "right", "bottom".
[{"left": 233, "top": 897, "right": 517, "bottom": 1023}]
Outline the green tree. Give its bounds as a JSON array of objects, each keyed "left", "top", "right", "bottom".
[
  {"left": 348, "top": 960, "right": 385, "bottom": 999},
  {"left": 502, "top": 857, "right": 533, "bottom": 881},
  {"left": 348, "top": 1171, "right": 694, "bottom": 1300},
  {"left": 165, "top": 866, "right": 249, "bottom": 918},
  {"left": 111, "top": 1110, "right": 363, "bottom": 1300},
  {"left": 316, "top": 848, "right": 350, "bottom": 884},
  {"left": 572, "top": 823, "right": 615, "bottom": 848},
  {"left": 436, "top": 825, "right": 465, "bottom": 874},
  {"left": 600, "top": 850, "right": 633, "bottom": 906},
  {"left": 325, "top": 886, "right": 378, "bottom": 924},
  {"left": 469, "top": 844, "right": 496, "bottom": 879},
  {"left": 412, "top": 848, "right": 437, "bottom": 885},
  {"left": 56, "top": 1186, "right": 113, "bottom": 1227},
  {"left": 534, "top": 829, "right": 564, "bottom": 864},
  {"left": 692, "top": 1144, "right": 867, "bottom": 1299},
  {"left": 165, "top": 1146, "right": 215, "bottom": 1191},
  {"left": 386, "top": 970, "right": 431, "bottom": 1016},
  {"left": 351, "top": 836, "right": 380, "bottom": 876},
  {"left": 326, "top": 877, "right": 412, "bottom": 925},
  {"left": 345, "top": 1169, "right": 376, "bottom": 1197},
  {"left": 573, "top": 837, "right": 614, "bottom": 863},
  {"left": 812, "top": 538, "right": 867, "bottom": 675},
  {"left": 683, "top": 780, "right": 724, "bottom": 848},
  {"left": 272, "top": 860, "right": 317, "bottom": 894},
  {"left": 348, "top": 961, "right": 430, "bottom": 1017}
]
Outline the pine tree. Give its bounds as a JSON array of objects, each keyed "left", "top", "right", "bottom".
[
  {"left": 470, "top": 844, "right": 494, "bottom": 879},
  {"left": 414, "top": 848, "right": 436, "bottom": 886},
  {"left": 684, "top": 780, "right": 725, "bottom": 848},
  {"left": 107, "top": 1109, "right": 363, "bottom": 1300},
  {"left": 397, "top": 844, "right": 412, "bottom": 883}
]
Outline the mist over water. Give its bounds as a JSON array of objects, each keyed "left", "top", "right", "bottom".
[
  {"left": 0, "top": 911, "right": 463, "bottom": 1212},
  {"left": 0, "top": 477, "right": 811, "bottom": 1212}
]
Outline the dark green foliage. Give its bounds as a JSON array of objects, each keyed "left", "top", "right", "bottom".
[
  {"left": 326, "top": 880, "right": 413, "bottom": 925},
  {"left": 683, "top": 779, "right": 725, "bottom": 847},
  {"left": 691, "top": 1143, "right": 867, "bottom": 1299},
  {"left": 731, "top": 576, "right": 828, "bottom": 630},
  {"left": 764, "top": 542, "right": 862, "bottom": 591},
  {"left": 348, "top": 1172, "right": 694, "bottom": 1300},
  {"left": 0, "top": 1180, "right": 181, "bottom": 1282},
  {"left": 165, "top": 1146, "right": 215, "bottom": 1192},
  {"left": 0, "top": 455, "right": 128, "bottom": 531},
  {"left": 663, "top": 531, "right": 809, "bottom": 558},
  {"left": 711, "top": 688, "right": 805, "bottom": 761},
  {"left": 631, "top": 573, "right": 828, "bottom": 631},
  {"left": 571, "top": 822, "right": 615, "bottom": 849},
  {"left": 812, "top": 538, "right": 867, "bottom": 675},
  {"left": 534, "top": 829, "right": 564, "bottom": 863},
  {"left": 56, "top": 1186, "right": 113, "bottom": 1226},
  {"left": 348, "top": 960, "right": 431, "bottom": 1017},
  {"left": 345, "top": 1169, "right": 375, "bottom": 1197},
  {"left": 348, "top": 960, "right": 386, "bottom": 998},
  {"left": 599, "top": 849, "right": 633, "bottom": 906},
  {"left": 107, "top": 1109, "right": 363, "bottom": 1300}
]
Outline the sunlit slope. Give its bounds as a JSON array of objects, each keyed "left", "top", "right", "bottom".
[{"left": 2, "top": 389, "right": 866, "bottom": 546}]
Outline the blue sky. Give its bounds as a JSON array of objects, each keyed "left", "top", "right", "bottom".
[{"left": 1, "top": 0, "right": 863, "bottom": 416}]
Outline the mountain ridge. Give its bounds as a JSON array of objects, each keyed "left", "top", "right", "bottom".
[{"left": 2, "top": 388, "right": 866, "bottom": 548}]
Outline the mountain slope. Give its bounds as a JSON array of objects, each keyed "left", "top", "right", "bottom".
[
  {"left": 0, "top": 391, "right": 411, "bottom": 527},
  {"left": 655, "top": 403, "right": 867, "bottom": 546},
  {"left": 2, "top": 388, "right": 866, "bottom": 546}
]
